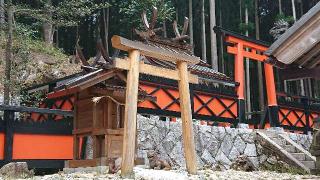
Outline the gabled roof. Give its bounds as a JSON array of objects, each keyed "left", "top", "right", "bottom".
[{"left": 265, "top": 2, "right": 320, "bottom": 69}]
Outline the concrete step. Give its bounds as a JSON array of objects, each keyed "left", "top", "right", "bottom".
[
  {"left": 284, "top": 145, "right": 297, "bottom": 153},
  {"left": 291, "top": 153, "right": 306, "bottom": 161},
  {"left": 301, "top": 161, "right": 316, "bottom": 170}
]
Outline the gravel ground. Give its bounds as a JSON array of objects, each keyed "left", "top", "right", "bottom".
[{"left": 10, "top": 167, "right": 320, "bottom": 180}]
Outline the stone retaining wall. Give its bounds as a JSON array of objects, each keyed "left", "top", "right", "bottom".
[
  {"left": 288, "top": 132, "right": 313, "bottom": 150},
  {"left": 136, "top": 115, "right": 313, "bottom": 170}
]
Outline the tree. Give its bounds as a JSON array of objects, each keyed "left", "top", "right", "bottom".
[
  {"left": 278, "top": 0, "right": 282, "bottom": 14},
  {"left": 4, "top": 0, "right": 13, "bottom": 105},
  {"left": 209, "top": 0, "right": 218, "bottom": 70},
  {"left": 201, "top": 0, "right": 206, "bottom": 62},
  {"left": 1, "top": 0, "right": 109, "bottom": 104},
  {"left": 0, "top": 0, "right": 4, "bottom": 24},
  {"left": 42, "top": 0, "right": 53, "bottom": 45},
  {"left": 15, "top": 0, "right": 109, "bottom": 44},
  {"left": 255, "top": 0, "right": 265, "bottom": 112},
  {"left": 103, "top": 0, "right": 110, "bottom": 56},
  {"left": 244, "top": 3, "right": 251, "bottom": 117},
  {"left": 189, "top": 0, "right": 193, "bottom": 52},
  {"left": 119, "top": 0, "right": 175, "bottom": 30},
  {"left": 291, "top": 0, "right": 297, "bottom": 21}
]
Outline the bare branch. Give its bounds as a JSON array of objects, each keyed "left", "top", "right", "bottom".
[
  {"left": 172, "top": 20, "right": 180, "bottom": 37},
  {"left": 181, "top": 17, "right": 189, "bottom": 36},
  {"left": 141, "top": 11, "right": 149, "bottom": 30}
]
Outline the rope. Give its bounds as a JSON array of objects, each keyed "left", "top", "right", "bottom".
[{"left": 92, "top": 96, "right": 125, "bottom": 106}]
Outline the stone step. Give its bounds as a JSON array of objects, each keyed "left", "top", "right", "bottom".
[
  {"left": 284, "top": 145, "right": 297, "bottom": 153},
  {"left": 271, "top": 138, "right": 287, "bottom": 146},
  {"left": 305, "top": 155, "right": 314, "bottom": 161},
  {"left": 301, "top": 161, "right": 316, "bottom": 170},
  {"left": 291, "top": 153, "right": 306, "bottom": 161},
  {"left": 262, "top": 131, "right": 279, "bottom": 138}
]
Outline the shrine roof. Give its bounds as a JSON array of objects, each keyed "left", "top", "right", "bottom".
[{"left": 265, "top": 2, "right": 320, "bottom": 69}]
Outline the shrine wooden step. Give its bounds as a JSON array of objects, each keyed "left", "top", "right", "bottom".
[{"left": 65, "top": 158, "right": 104, "bottom": 168}]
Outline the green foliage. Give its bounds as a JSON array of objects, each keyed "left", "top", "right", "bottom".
[
  {"left": 260, "top": 162, "right": 307, "bottom": 175},
  {"left": 242, "top": 0, "right": 255, "bottom": 11},
  {"left": 13, "top": 23, "right": 67, "bottom": 60},
  {"left": 239, "top": 22, "right": 255, "bottom": 34},
  {"left": 119, "top": 0, "right": 175, "bottom": 28},
  {"left": 0, "top": 23, "right": 75, "bottom": 97},
  {"left": 275, "top": 13, "right": 294, "bottom": 24},
  {"left": 15, "top": 0, "right": 110, "bottom": 27},
  {"left": 53, "top": 0, "right": 109, "bottom": 26}
]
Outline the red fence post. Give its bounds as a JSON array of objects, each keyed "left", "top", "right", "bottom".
[
  {"left": 235, "top": 42, "right": 245, "bottom": 124},
  {"left": 4, "top": 110, "right": 14, "bottom": 163},
  {"left": 264, "top": 63, "right": 280, "bottom": 127}
]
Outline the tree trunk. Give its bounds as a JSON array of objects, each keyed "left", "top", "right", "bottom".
[
  {"left": 279, "top": 0, "right": 282, "bottom": 14},
  {"left": 239, "top": 0, "right": 242, "bottom": 21},
  {"left": 219, "top": 2, "right": 224, "bottom": 73},
  {"left": 103, "top": 0, "right": 110, "bottom": 57},
  {"left": 189, "top": 0, "right": 194, "bottom": 52},
  {"left": 0, "top": 0, "right": 4, "bottom": 24},
  {"left": 43, "top": 0, "right": 53, "bottom": 45},
  {"left": 292, "top": 0, "right": 297, "bottom": 21},
  {"left": 176, "top": 3, "right": 179, "bottom": 22},
  {"left": 245, "top": 6, "right": 251, "bottom": 118},
  {"left": 209, "top": 0, "right": 218, "bottom": 71},
  {"left": 163, "top": 20, "right": 167, "bottom": 38},
  {"left": 201, "top": 0, "right": 206, "bottom": 62},
  {"left": 4, "top": 0, "right": 13, "bottom": 105},
  {"left": 43, "top": 23, "right": 53, "bottom": 44},
  {"left": 55, "top": 27, "right": 59, "bottom": 47},
  {"left": 255, "top": 0, "right": 265, "bottom": 111}
]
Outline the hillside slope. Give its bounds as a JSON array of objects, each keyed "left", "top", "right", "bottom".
[{"left": 0, "top": 35, "right": 81, "bottom": 96}]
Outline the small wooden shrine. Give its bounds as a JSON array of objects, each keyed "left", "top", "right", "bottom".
[{"left": 48, "top": 7, "right": 203, "bottom": 176}]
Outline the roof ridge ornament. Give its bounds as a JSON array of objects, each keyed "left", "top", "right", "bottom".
[{"left": 134, "top": 6, "right": 192, "bottom": 55}]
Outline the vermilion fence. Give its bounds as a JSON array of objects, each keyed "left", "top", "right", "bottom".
[
  {"left": 0, "top": 105, "right": 73, "bottom": 169},
  {"left": 277, "top": 93, "right": 320, "bottom": 133},
  {"left": 137, "top": 75, "right": 239, "bottom": 127}
]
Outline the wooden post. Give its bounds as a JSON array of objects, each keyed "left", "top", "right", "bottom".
[
  {"left": 121, "top": 50, "right": 140, "bottom": 178},
  {"left": 177, "top": 61, "right": 197, "bottom": 174},
  {"left": 73, "top": 93, "right": 79, "bottom": 160},
  {"left": 92, "top": 102, "right": 100, "bottom": 158}
]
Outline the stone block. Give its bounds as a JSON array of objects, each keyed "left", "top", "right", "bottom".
[
  {"left": 244, "top": 144, "right": 257, "bottom": 157},
  {"left": 63, "top": 168, "right": 75, "bottom": 174}
]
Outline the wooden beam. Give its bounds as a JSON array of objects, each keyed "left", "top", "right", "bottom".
[
  {"left": 177, "top": 61, "right": 197, "bottom": 174},
  {"left": 307, "top": 55, "right": 320, "bottom": 68},
  {"left": 0, "top": 105, "right": 73, "bottom": 117},
  {"left": 107, "top": 99, "right": 114, "bottom": 129},
  {"left": 121, "top": 50, "right": 140, "bottom": 178},
  {"left": 114, "top": 58, "right": 198, "bottom": 84},
  {"left": 67, "top": 159, "right": 100, "bottom": 168},
  {"left": 295, "top": 42, "right": 320, "bottom": 66},
  {"left": 111, "top": 35, "right": 200, "bottom": 65},
  {"left": 280, "top": 66, "right": 320, "bottom": 80}
]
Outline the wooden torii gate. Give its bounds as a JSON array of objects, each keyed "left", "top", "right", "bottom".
[{"left": 111, "top": 35, "right": 200, "bottom": 177}]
